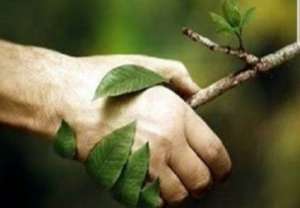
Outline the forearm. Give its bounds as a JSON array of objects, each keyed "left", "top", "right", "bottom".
[
  {"left": 0, "top": 40, "right": 91, "bottom": 137},
  {"left": 0, "top": 40, "right": 197, "bottom": 141}
]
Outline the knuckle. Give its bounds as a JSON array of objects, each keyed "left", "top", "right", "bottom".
[
  {"left": 148, "top": 165, "right": 160, "bottom": 180},
  {"left": 191, "top": 172, "right": 212, "bottom": 196},
  {"left": 206, "top": 140, "right": 224, "bottom": 164},
  {"left": 226, "top": 158, "right": 233, "bottom": 173},
  {"left": 144, "top": 85, "right": 170, "bottom": 96},
  {"left": 206, "top": 140, "right": 232, "bottom": 180},
  {"left": 169, "top": 60, "right": 188, "bottom": 76},
  {"left": 221, "top": 155, "right": 233, "bottom": 180},
  {"left": 167, "top": 189, "right": 188, "bottom": 204},
  {"left": 143, "top": 86, "right": 182, "bottom": 105}
]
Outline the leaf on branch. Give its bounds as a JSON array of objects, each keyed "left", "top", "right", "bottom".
[
  {"left": 210, "top": 12, "right": 236, "bottom": 34},
  {"left": 95, "top": 65, "right": 166, "bottom": 98},
  {"left": 85, "top": 122, "right": 136, "bottom": 189},
  {"left": 112, "top": 143, "right": 150, "bottom": 207},
  {"left": 222, "top": 0, "right": 241, "bottom": 27},
  {"left": 54, "top": 120, "right": 76, "bottom": 159},
  {"left": 138, "top": 180, "right": 161, "bottom": 208},
  {"left": 240, "top": 7, "right": 256, "bottom": 28}
]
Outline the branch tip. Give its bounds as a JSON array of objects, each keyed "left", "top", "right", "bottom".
[{"left": 182, "top": 27, "right": 259, "bottom": 65}]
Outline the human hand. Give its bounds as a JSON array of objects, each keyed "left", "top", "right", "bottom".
[
  {"left": 0, "top": 40, "right": 231, "bottom": 207},
  {"left": 62, "top": 55, "right": 232, "bottom": 206}
]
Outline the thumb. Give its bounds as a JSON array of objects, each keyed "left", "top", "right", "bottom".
[{"left": 169, "top": 74, "right": 200, "bottom": 99}]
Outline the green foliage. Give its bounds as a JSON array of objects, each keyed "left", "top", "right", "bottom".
[
  {"left": 112, "top": 143, "right": 150, "bottom": 207},
  {"left": 53, "top": 120, "right": 76, "bottom": 159},
  {"left": 240, "top": 7, "right": 256, "bottom": 28},
  {"left": 88, "top": 65, "right": 165, "bottom": 207},
  {"left": 54, "top": 117, "right": 160, "bottom": 207},
  {"left": 222, "top": 0, "right": 241, "bottom": 27},
  {"left": 92, "top": 64, "right": 164, "bottom": 206},
  {"left": 85, "top": 121, "right": 160, "bottom": 208},
  {"left": 95, "top": 65, "right": 166, "bottom": 98},
  {"left": 210, "top": 0, "right": 256, "bottom": 49},
  {"left": 138, "top": 180, "right": 161, "bottom": 208},
  {"left": 57, "top": 62, "right": 164, "bottom": 207},
  {"left": 85, "top": 122, "right": 136, "bottom": 189},
  {"left": 210, "top": 12, "right": 238, "bottom": 34}
]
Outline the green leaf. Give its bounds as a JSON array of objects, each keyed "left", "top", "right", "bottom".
[
  {"left": 222, "top": 0, "right": 241, "bottom": 27},
  {"left": 85, "top": 122, "right": 136, "bottom": 189},
  {"left": 95, "top": 65, "right": 166, "bottom": 98},
  {"left": 138, "top": 180, "right": 161, "bottom": 208},
  {"left": 112, "top": 143, "right": 150, "bottom": 207},
  {"left": 240, "top": 7, "right": 256, "bottom": 28},
  {"left": 210, "top": 12, "right": 235, "bottom": 34},
  {"left": 53, "top": 120, "right": 76, "bottom": 159},
  {"left": 217, "top": 26, "right": 240, "bottom": 34}
]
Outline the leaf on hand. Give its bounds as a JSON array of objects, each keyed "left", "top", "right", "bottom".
[
  {"left": 240, "top": 7, "right": 256, "bottom": 28},
  {"left": 138, "top": 180, "right": 161, "bottom": 208},
  {"left": 54, "top": 120, "right": 76, "bottom": 159},
  {"left": 222, "top": 0, "right": 241, "bottom": 27},
  {"left": 112, "top": 143, "right": 150, "bottom": 207},
  {"left": 95, "top": 65, "right": 166, "bottom": 98},
  {"left": 210, "top": 12, "right": 235, "bottom": 34},
  {"left": 85, "top": 122, "right": 136, "bottom": 189}
]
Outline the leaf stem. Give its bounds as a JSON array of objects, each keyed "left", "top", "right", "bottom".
[{"left": 235, "top": 30, "right": 245, "bottom": 51}]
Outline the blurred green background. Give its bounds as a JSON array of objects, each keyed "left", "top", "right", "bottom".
[{"left": 0, "top": 0, "right": 298, "bottom": 207}]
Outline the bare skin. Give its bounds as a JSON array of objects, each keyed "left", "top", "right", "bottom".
[{"left": 0, "top": 40, "right": 231, "bottom": 206}]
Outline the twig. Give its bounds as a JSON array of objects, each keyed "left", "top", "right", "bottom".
[
  {"left": 183, "top": 28, "right": 300, "bottom": 108},
  {"left": 182, "top": 27, "right": 259, "bottom": 65}
]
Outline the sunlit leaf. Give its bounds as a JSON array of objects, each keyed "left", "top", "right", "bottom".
[
  {"left": 210, "top": 12, "right": 235, "bottom": 34},
  {"left": 95, "top": 65, "right": 166, "bottom": 98},
  {"left": 85, "top": 122, "right": 136, "bottom": 189},
  {"left": 53, "top": 120, "right": 76, "bottom": 159},
  {"left": 112, "top": 143, "right": 150, "bottom": 207},
  {"left": 138, "top": 180, "right": 161, "bottom": 208},
  {"left": 222, "top": 0, "right": 241, "bottom": 27},
  {"left": 240, "top": 7, "right": 256, "bottom": 28}
]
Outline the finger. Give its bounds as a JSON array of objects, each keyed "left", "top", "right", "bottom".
[
  {"left": 139, "top": 134, "right": 178, "bottom": 207},
  {"left": 170, "top": 74, "right": 200, "bottom": 98},
  {"left": 169, "top": 144, "right": 212, "bottom": 197},
  {"left": 159, "top": 166, "right": 189, "bottom": 205},
  {"left": 184, "top": 108, "right": 232, "bottom": 181}
]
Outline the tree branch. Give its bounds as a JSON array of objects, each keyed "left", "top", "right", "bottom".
[
  {"left": 182, "top": 27, "right": 259, "bottom": 65},
  {"left": 183, "top": 28, "right": 300, "bottom": 108}
]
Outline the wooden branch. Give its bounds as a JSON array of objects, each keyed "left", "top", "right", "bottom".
[
  {"left": 182, "top": 27, "right": 259, "bottom": 65},
  {"left": 182, "top": 28, "right": 300, "bottom": 108}
]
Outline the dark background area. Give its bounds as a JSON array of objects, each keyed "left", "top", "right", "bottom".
[{"left": 0, "top": 0, "right": 299, "bottom": 207}]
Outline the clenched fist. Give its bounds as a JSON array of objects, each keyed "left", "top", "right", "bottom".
[{"left": 0, "top": 40, "right": 231, "bottom": 206}]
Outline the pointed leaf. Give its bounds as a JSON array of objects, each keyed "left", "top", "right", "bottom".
[
  {"left": 216, "top": 26, "right": 239, "bottom": 34},
  {"left": 54, "top": 120, "right": 76, "bottom": 159},
  {"left": 222, "top": 0, "right": 241, "bottom": 27},
  {"left": 95, "top": 65, "right": 166, "bottom": 98},
  {"left": 85, "top": 122, "right": 136, "bottom": 189},
  {"left": 210, "top": 12, "right": 235, "bottom": 34},
  {"left": 240, "top": 7, "right": 256, "bottom": 28},
  {"left": 138, "top": 180, "right": 161, "bottom": 208},
  {"left": 112, "top": 143, "right": 150, "bottom": 207}
]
